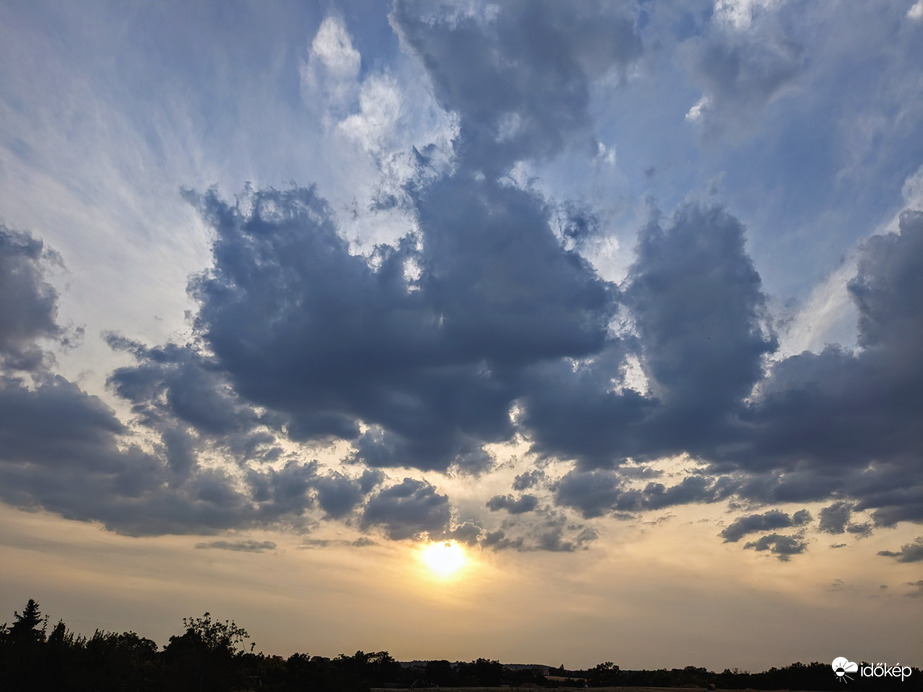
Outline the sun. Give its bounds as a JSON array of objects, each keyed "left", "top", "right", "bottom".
[{"left": 421, "top": 540, "right": 467, "bottom": 577}]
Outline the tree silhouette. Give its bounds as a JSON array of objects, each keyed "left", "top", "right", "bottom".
[
  {"left": 9, "top": 598, "right": 47, "bottom": 645},
  {"left": 163, "top": 612, "right": 250, "bottom": 692}
]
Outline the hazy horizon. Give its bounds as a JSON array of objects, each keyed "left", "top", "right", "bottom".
[{"left": 1, "top": 0, "right": 921, "bottom": 673}]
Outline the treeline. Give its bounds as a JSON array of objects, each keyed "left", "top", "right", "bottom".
[
  {"left": 556, "top": 660, "right": 919, "bottom": 690},
  {"left": 0, "top": 599, "right": 917, "bottom": 691}
]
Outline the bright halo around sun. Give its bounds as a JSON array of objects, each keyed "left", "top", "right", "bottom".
[{"left": 421, "top": 540, "right": 467, "bottom": 577}]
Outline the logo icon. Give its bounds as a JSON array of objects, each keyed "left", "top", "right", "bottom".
[{"left": 832, "top": 657, "right": 858, "bottom": 683}]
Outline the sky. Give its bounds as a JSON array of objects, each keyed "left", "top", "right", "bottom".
[{"left": 1, "top": 0, "right": 922, "bottom": 672}]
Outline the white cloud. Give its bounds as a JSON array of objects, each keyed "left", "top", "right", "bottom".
[
  {"left": 338, "top": 75, "right": 403, "bottom": 154},
  {"left": 714, "top": 0, "right": 782, "bottom": 31},
  {"left": 300, "top": 16, "right": 362, "bottom": 116},
  {"left": 908, "top": 1, "right": 923, "bottom": 21},
  {"left": 902, "top": 163, "right": 923, "bottom": 209},
  {"left": 776, "top": 259, "right": 858, "bottom": 357},
  {"left": 685, "top": 95, "right": 711, "bottom": 122}
]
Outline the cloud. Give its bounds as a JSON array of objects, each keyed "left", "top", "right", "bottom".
[
  {"left": 512, "top": 469, "right": 545, "bottom": 491},
  {"left": 361, "top": 478, "right": 450, "bottom": 540},
  {"left": 313, "top": 473, "right": 364, "bottom": 519},
  {"left": 3, "top": 0, "right": 921, "bottom": 556},
  {"left": 0, "top": 375, "right": 248, "bottom": 537},
  {"left": 743, "top": 533, "right": 807, "bottom": 560},
  {"left": 0, "top": 256, "right": 252, "bottom": 539},
  {"left": 479, "top": 509, "right": 597, "bottom": 553},
  {"left": 195, "top": 540, "right": 277, "bottom": 553},
  {"left": 720, "top": 508, "right": 811, "bottom": 542},
  {"left": 447, "top": 521, "right": 482, "bottom": 546},
  {"left": 553, "top": 469, "right": 622, "bottom": 518},
  {"left": 5, "top": 194, "right": 921, "bottom": 549},
  {"left": 818, "top": 501, "right": 853, "bottom": 534},
  {"left": 247, "top": 460, "right": 319, "bottom": 522},
  {"left": 625, "top": 205, "right": 775, "bottom": 440},
  {"left": 0, "top": 225, "right": 62, "bottom": 370},
  {"left": 180, "top": 174, "right": 612, "bottom": 473},
  {"left": 730, "top": 211, "right": 923, "bottom": 526},
  {"left": 106, "top": 336, "right": 276, "bottom": 472},
  {"left": 392, "top": 0, "right": 642, "bottom": 174},
  {"left": 300, "top": 15, "right": 362, "bottom": 117},
  {"left": 520, "top": 345, "right": 652, "bottom": 469},
  {"left": 531, "top": 511, "right": 598, "bottom": 552},
  {"left": 714, "top": 0, "right": 782, "bottom": 31},
  {"left": 482, "top": 529, "right": 524, "bottom": 552},
  {"left": 816, "top": 501, "right": 871, "bottom": 537},
  {"left": 338, "top": 74, "right": 403, "bottom": 154},
  {"left": 486, "top": 493, "right": 538, "bottom": 515},
  {"left": 522, "top": 203, "right": 776, "bottom": 470},
  {"left": 681, "top": 4, "right": 804, "bottom": 138},
  {"left": 878, "top": 537, "right": 923, "bottom": 563}
]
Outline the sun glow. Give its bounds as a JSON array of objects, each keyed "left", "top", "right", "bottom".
[{"left": 421, "top": 540, "right": 467, "bottom": 577}]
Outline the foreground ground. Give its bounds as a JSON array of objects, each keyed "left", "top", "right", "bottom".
[{"left": 372, "top": 687, "right": 834, "bottom": 692}]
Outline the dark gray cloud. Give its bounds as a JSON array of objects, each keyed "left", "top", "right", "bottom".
[
  {"left": 478, "top": 508, "right": 596, "bottom": 553},
  {"left": 482, "top": 529, "right": 524, "bottom": 552},
  {"left": 0, "top": 375, "right": 126, "bottom": 470},
  {"left": 512, "top": 469, "right": 545, "bottom": 491},
  {"left": 624, "top": 205, "right": 776, "bottom": 448},
  {"left": 486, "top": 493, "right": 538, "bottom": 515},
  {"left": 553, "top": 469, "right": 622, "bottom": 518},
  {"left": 183, "top": 185, "right": 500, "bottom": 470},
  {"left": 728, "top": 211, "right": 923, "bottom": 526},
  {"left": 247, "top": 460, "right": 319, "bottom": 522},
  {"left": 0, "top": 404, "right": 254, "bottom": 536},
  {"left": 532, "top": 512, "right": 598, "bottom": 552},
  {"left": 817, "top": 501, "right": 871, "bottom": 537},
  {"left": 743, "top": 533, "right": 807, "bottom": 561},
  {"left": 554, "top": 467, "right": 737, "bottom": 519},
  {"left": 313, "top": 473, "right": 363, "bottom": 519},
  {"left": 358, "top": 468, "right": 385, "bottom": 494},
  {"left": 105, "top": 336, "right": 280, "bottom": 478},
  {"left": 446, "top": 521, "right": 482, "bottom": 546},
  {"left": 177, "top": 176, "right": 612, "bottom": 473},
  {"left": 392, "top": 0, "right": 642, "bottom": 174},
  {"left": 195, "top": 540, "right": 277, "bottom": 553},
  {"left": 845, "top": 522, "right": 871, "bottom": 538},
  {"left": 818, "top": 501, "right": 853, "bottom": 534},
  {"left": 530, "top": 206, "right": 922, "bottom": 537},
  {"left": 522, "top": 203, "right": 775, "bottom": 470},
  {"left": 720, "top": 509, "right": 810, "bottom": 542},
  {"left": 0, "top": 374, "right": 259, "bottom": 538},
  {"left": 0, "top": 225, "right": 62, "bottom": 371},
  {"left": 520, "top": 345, "right": 651, "bottom": 468},
  {"left": 106, "top": 336, "right": 265, "bottom": 438},
  {"left": 361, "top": 478, "right": 450, "bottom": 540},
  {"left": 413, "top": 177, "right": 613, "bottom": 366},
  {"left": 878, "top": 537, "right": 923, "bottom": 563}
]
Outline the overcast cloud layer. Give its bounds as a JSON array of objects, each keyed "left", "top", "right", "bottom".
[{"left": 1, "top": 0, "right": 922, "bottom": 571}]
